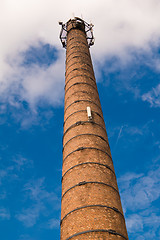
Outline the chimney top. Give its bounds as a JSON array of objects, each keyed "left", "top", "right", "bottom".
[{"left": 59, "top": 17, "right": 94, "bottom": 49}]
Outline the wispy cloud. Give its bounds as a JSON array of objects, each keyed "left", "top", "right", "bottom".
[
  {"left": 0, "top": 192, "right": 7, "bottom": 200},
  {"left": 142, "top": 83, "right": 160, "bottom": 107},
  {"left": 16, "top": 178, "right": 60, "bottom": 227},
  {"left": 24, "top": 178, "right": 58, "bottom": 202},
  {"left": 46, "top": 218, "right": 60, "bottom": 229},
  {"left": 0, "top": 208, "right": 10, "bottom": 220},
  {"left": 118, "top": 165, "right": 160, "bottom": 238},
  {"left": 119, "top": 168, "right": 160, "bottom": 211},
  {"left": 0, "top": 153, "right": 60, "bottom": 228},
  {"left": 13, "top": 155, "right": 33, "bottom": 171},
  {"left": 18, "top": 234, "right": 35, "bottom": 240},
  {"left": 0, "top": 154, "right": 34, "bottom": 224},
  {"left": 0, "top": 155, "right": 32, "bottom": 185},
  {"left": 16, "top": 203, "right": 44, "bottom": 227},
  {"left": 0, "top": 170, "right": 8, "bottom": 185}
]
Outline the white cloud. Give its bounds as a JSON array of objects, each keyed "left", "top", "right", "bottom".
[
  {"left": 16, "top": 178, "right": 60, "bottom": 227},
  {"left": 0, "top": 170, "right": 8, "bottom": 185},
  {"left": 18, "top": 235, "right": 35, "bottom": 240},
  {"left": 0, "top": 208, "right": 10, "bottom": 220},
  {"left": 0, "top": 155, "right": 32, "bottom": 185},
  {"left": 126, "top": 211, "right": 160, "bottom": 239},
  {"left": 118, "top": 166, "right": 160, "bottom": 236},
  {"left": 12, "top": 155, "right": 33, "bottom": 172},
  {"left": 0, "top": 192, "right": 7, "bottom": 200},
  {"left": 119, "top": 167, "right": 160, "bottom": 211},
  {"left": 0, "top": 166, "right": 18, "bottom": 185},
  {"left": 24, "top": 178, "right": 58, "bottom": 202},
  {"left": 118, "top": 172, "right": 143, "bottom": 190},
  {"left": 0, "top": 155, "right": 60, "bottom": 227},
  {"left": 142, "top": 83, "right": 160, "bottom": 107},
  {"left": 126, "top": 214, "right": 144, "bottom": 232},
  {"left": 16, "top": 204, "right": 42, "bottom": 227},
  {"left": 47, "top": 218, "right": 59, "bottom": 229},
  {"left": 1, "top": 0, "right": 160, "bottom": 113}
]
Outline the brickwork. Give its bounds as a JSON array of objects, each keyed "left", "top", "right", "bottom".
[{"left": 60, "top": 18, "right": 128, "bottom": 240}]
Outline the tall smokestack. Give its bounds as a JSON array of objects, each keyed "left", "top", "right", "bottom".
[{"left": 59, "top": 17, "right": 128, "bottom": 240}]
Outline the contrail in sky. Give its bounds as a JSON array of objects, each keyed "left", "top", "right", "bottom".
[{"left": 114, "top": 125, "right": 124, "bottom": 151}]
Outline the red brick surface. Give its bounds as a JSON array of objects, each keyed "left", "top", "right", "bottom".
[{"left": 61, "top": 19, "right": 128, "bottom": 240}]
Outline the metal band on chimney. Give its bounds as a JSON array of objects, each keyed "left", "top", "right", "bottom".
[
  {"left": 66, "top": 51, "right": 90, "bottom": 63},
  {"left": 65, "top": 67, "right": 94, "bottom": 78},
  {"left": 63, "top": 146, "right": 112, "bottom": 163},
  {"left": 62, "top": 133, "right": 109, "bottom": 151},
  {"left": 61, "top": 162, "right": 115, "bottom": 180},
  {"left": 63, "top": 121, "right": 107, "bottom": 138},
  {"left": 65, "top": 91, "right": 99, "bottom": 104},
  {"left": 61, "top": 181, "right": 119, "bottom": 199},
  {"left": 64, "top": 100, "right": 101, "bottom": 114},
  {"left": 66, "top": 54, "right": 91, "bottom": 65},
  {"left": 66, "top": 62, "right": 93, "bottom": 73},
  {"left": 60, "top": 204, "right": 124, "bottom": 225},
  {"left": 65, "top": 75, "right": 96, "bottom": 88},
  {"left": 67, "top": 39, "right": 87, "bottom": 49},
  {"left": 66, "top": 229, "right": 128, "bottom": 240},
  {"left": 65, "top": 82, "right": 97, "bottom": 93},
  {"left": 63, "top": 110, "right": 104, "bottom": 127}
]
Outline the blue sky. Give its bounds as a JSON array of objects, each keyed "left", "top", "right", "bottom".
[{"left": 1, "top": 1, "right": 160, "bottom": 239}]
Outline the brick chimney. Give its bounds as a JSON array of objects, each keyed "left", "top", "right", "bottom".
[{"left": 59, "top": 17, "right": 128, "bottom": 240}]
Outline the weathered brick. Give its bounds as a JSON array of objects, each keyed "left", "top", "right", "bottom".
[{"left": 60, "top": 18, "right": 128, "bottom": 240}]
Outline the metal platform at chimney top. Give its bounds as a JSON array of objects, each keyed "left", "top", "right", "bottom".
[{"left": 59, "top": 17, "right": 94, "bottom": 48}]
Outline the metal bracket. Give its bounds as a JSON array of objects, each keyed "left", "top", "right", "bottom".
[{"left": 59, "top": 17, "right": 94, "bottom": 48}]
